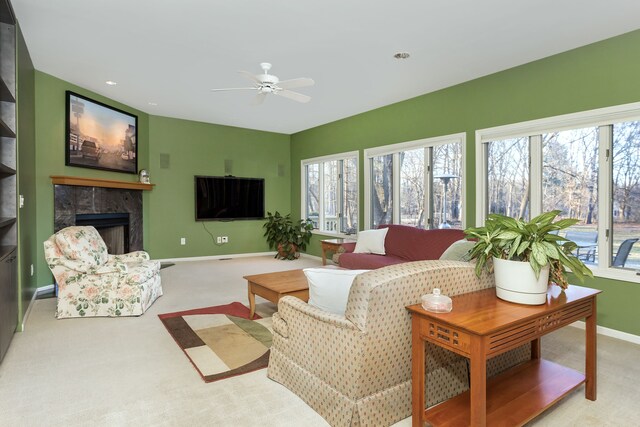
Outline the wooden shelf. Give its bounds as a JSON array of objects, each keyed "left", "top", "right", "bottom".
[
  {"left": 0, "top": 163, "right": 15, "bottom": 175},
  {"left": 51, "top": 175, "right": 155, "bottom": 191},
  {"left": 0, "top": 76, "right": 14, "bottom": 102},
  {"left": 0, "top": 217, "right": 15, "bottom": 228},
  {"left": 0, "top": 245, "right": 16, "bottom": 261},
  {"left": 424, "top": 359, "right": 585, "bottom": 427},
  {"left": 0, "top": 119, "right": 15, "bottom": 138}
]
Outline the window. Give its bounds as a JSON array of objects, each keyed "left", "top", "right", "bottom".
[
  {"left": 302, "top": 151, "right": 358, "bottom": 235},
  {"left": 365, "top": 133, "right": 465, "bottom": 230},
  {"left": 477, "top": 102, "right": 640, "bottom": 281}
]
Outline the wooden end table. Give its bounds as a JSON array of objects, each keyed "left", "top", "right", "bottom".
[
  {"left": 320, "top": 238, "right": 355, "bottom": 265},
  {"left": 406, "top": 285, "right": 601, "bottom": 427},
  {"left": 243, "top": 269, "right": 309, "bottom": 318}
]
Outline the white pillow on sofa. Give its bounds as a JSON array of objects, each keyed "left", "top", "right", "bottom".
[
  {"left": 353, "top": 228, "right": 389, "bottom": 255},
  {"left": 304, "top": 268, "right": 370, "bottom": 315}
]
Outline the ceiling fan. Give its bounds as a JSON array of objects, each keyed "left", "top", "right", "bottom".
[{"left": 211, "top": 62, "right": 314, "bottom": 104}]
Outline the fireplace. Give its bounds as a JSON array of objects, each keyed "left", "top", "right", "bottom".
[
  {"left": 76, "top": 213, "right": 130, "bottom": 254},
  {"left": 54, "top": 184, "right": 144, "bottom": 252}
]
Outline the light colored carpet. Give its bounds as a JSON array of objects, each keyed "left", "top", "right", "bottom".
[{"left": 0, "top": 255, "right": 637, "bottom": 426}]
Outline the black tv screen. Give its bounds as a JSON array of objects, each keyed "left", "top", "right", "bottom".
[{"left": 195, "top": 176, "right": 265, "bottom": 221}]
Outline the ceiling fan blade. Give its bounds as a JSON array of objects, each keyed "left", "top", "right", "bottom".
[
  {"left": 277, "top": 78, "right": 315, "bottom": 90},
  {"left": 239, "top": 70, "right": 261, "bottom": 83},
  {"left": 275, "top": 89, "right": 311, "bottom": 103},
  {"left": 252, "top": 92, "right": 267, "bottom": 105},
  {"left": 210, "top": 87, "right": 257, "bottom": 92}
]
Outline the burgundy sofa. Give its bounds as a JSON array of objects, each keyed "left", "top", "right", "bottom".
[{"left": 337, "top": 224, "right": 465, "bottom": 269}]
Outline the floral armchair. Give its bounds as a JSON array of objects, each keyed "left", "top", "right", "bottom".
[{"left": 44, "top": 226, "right": 162, "bottom": 319}]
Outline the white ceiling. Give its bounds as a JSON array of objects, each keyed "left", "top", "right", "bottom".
[{"left": 12, "top": 0, "right": 640, "bottom": 134}]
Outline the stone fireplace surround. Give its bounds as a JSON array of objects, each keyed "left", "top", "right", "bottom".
[{"left": 52, "top": 177, "right": 151, "bottom": 253}]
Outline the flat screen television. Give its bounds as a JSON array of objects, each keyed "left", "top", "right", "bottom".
[{"left": 195, "top": 175, "right": 265, "bottom": 221}]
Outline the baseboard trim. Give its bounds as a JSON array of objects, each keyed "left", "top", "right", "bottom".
[
  {"left": 570, "top": 321, "right": 640, "bottom": 345},
  {"left": 21, "top": 284, "right": 56, "bottom": 331},
  {"left": 157, "top": 251, "right": 277, "bottom": 263},
  {"left": 157, "top": 251, "right": 324, "bottom": 263}
]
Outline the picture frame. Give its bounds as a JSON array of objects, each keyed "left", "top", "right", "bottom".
[{"left": 65, "top": 91, "right": 138, "bottom": 174}]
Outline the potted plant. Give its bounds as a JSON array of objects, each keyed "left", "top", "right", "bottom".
[
  {"left": 464, "top": 210, "right": 593, "bottom": 305},
  {"left": 263, "top": 211, "right": 314, "bottom": 260}
]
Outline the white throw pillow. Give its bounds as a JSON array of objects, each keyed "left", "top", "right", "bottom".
[
  {"left": 353, "top": 228, "right": 389, "bottom": 255},
  {"left": 439, "top": 239, "right": 475, "bottom": 261},
  {"left": 304, "top": 268, "right": 370, "bottom": 316}
]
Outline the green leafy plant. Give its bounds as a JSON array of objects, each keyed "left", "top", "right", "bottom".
[
  {"left": 464, "top": 210, "right": 593, "bottom": 289},
  {"left": 263, "top": 211, "right": 314, "bottom": 260}
]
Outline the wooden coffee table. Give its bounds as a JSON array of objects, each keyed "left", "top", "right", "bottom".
[{"left": 244, "top": 269, "right": 309, "bottom": 318}]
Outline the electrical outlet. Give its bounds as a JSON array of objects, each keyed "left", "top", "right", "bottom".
[
  {"left": 180, "top": 237, "right": 186, "bottom": 245},
  {"left": 30, "top": 264, "right": 34, "bottom": 276},
  {"left": 216, "top": 236, "right": 222, "bottom": 244},
  {"left": 221, "top": 236, "right": 228, "bottom": 243}
]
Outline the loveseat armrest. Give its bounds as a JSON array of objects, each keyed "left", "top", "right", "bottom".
[
  {"left": 277, "top": 296, "right": 359, "bottom": 331},
  {"left": 341, "top": 242, "right": 356, "bottom": 253}
]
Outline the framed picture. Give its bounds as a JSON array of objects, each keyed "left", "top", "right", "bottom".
[{"left": 65, "top": 91, "right": 138, "bottom": 174}]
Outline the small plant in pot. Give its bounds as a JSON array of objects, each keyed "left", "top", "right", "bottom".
[
  {"left": 263, "top": 211, "right": 314, "bottom": 260},
  {"left": 464, "top": 210, "right": 593, "bottom": 305}
]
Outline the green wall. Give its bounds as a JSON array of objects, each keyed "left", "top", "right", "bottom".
[
  {"left": 32, "top": 72, "right": 291, "bottom": 284},
  {"left": 33, "top": 71, "right": 151, "bottom": 284},
  {"left": 147, "top": 115, "right": 290, "bottom": 259},
  {"left": 17, "top": 24, "right": 36, "bottom": 326},
  {"left": 290, "top": 30, "right": 640, "bottom": 335}
]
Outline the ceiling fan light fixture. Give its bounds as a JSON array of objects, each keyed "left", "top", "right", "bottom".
[{"left": 393, "top": 52, "right": 410, "bottom": 60}]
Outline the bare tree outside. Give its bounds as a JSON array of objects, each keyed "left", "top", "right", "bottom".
[
  {"left": 487, "top": 137, "right": 530, "bottom": 220},
  {"left": 400, "top": 149, "right": 425, "bottom": 227},
  {"left": 372, "top": 143, "right": 462, "bottom": 229},
  {"left": 305, "top": 163, "right": 319, "bottom": 226},
  {"left": 372, "top": 155, "right": 394, "bottom": 227},
  {"left": 343, "top": 157, "right": 358, "bottom": 234},
  {"left": 612, "top": 121, "right": 640, "bottom": 268}
]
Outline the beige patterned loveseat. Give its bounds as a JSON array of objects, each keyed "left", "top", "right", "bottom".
[
  {"left": 44, "top": 226, "right": 162, "bottom": 319},
  {"left": 267, "top": 260, "right": 530, "bottom": 426}
]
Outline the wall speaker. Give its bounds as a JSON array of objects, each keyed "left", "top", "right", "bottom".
[
  {"left": 159, "top": 153, "right": 170, "bottom": 169},
  {"left": 278, "top": 163, "right": 285, "bottom": 177},
  {"left": 224, "top": 159, "right": 233, "bottom": 174}
]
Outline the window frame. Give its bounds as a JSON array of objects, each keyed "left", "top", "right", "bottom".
[
  {"left": 364, "top": 132, "right": 466, "bottom": 230},
  {"left": 301, "top": 150, "right": 359, "bottom": 237},
  {"left": 476, "top": 101, "right": 640, "bottom": 283}
]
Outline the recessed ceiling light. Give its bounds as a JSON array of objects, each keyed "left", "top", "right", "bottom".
[
  {"left": 105, "top": 80, "right": 117, "bottom": 86},
  {"left": 148, "top": 102, "right": 158, "bottom": 106},
  {"left": 393, "top": 52, "right": 410, "bottom": 59}
]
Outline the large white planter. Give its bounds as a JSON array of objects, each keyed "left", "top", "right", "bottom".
[{"left": 493, "top": 257, "right": 550, "bottom": 305}]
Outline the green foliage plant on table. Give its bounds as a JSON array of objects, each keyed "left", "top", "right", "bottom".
[
  {"left": 464, "top": 210, "right": 593, "bottom": 289},
  {"left": 263, "top": 211, "right": 314, "bottom": 260}
]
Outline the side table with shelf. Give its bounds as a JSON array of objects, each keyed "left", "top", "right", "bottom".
[
  {"left": 407, "top": 285, "right": 600, "bottom": 427},
  {"left": 320, "top": 238, "right": 355, "bottom": 265}
]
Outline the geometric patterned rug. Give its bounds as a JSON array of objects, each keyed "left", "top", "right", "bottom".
[{"left": 158, "top": 302, "right": 272, "bottom": 383}]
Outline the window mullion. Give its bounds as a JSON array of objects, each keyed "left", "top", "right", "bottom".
[
  {"left": 425, "top": 147, "right": 433, "bottom": 229},
  {"left": 598, "top": 125, "right": 613, "bottom": 268},
  {"left": 318, "top": 162, "right": 325, "bottom": 232},
  {"left": 529, "top": 135, "right": 543, "bottom": 218},
  {"left": 392, "top": 153, "right": 401, "bottom": 224}
]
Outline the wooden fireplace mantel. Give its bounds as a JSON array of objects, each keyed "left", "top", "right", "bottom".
[{"left": 50, "top": 175, "right": 155, "bottom": 191}]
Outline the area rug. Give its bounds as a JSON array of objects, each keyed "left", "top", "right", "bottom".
[{"left": 158, "top": 302, "right": 272, "bottom": 383}]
